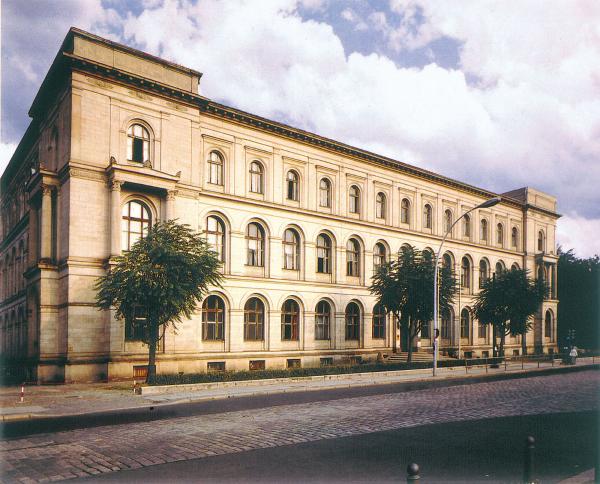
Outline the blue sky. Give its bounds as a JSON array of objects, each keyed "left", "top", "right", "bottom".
[{"left": 2, "top": 0, "right": 600, "bottom": 257}]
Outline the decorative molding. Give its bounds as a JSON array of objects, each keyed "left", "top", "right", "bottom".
[
  {"left": 41, "top": 184, "right": 54, "bottom": 196},
  {"left": 127, "top": 89, "right": 153, "bottom": 101},
  {"left": 166, "top": 101, "right": 188, "bottom": 112},
  {"left": 86, "top": 77, "right": 113, "bottom": 89},
  {"left": 62, "top": 167, "right": 106, "bottom": 184},
  {"left": 109, "top": 179, "right": 123, "bottom": 191},
  {"left": 166, "top": 189, "right": 178, "bottom": 201}
]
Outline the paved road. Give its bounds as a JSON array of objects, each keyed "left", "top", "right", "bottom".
[{"left": 1, "top": 370, "right": 598, "bottom": 483}]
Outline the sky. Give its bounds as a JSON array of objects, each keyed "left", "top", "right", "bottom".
[{"left": 2, "top": 0, "right": 600, "bottom": 258}]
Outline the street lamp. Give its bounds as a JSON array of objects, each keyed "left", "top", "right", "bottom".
[{"left": 432, "top": 196, "right": 501, "bottom": 376}]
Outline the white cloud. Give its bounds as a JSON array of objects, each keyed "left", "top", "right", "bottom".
[
  {"left": 3, "top": 0, "right": 600, "bottom": 258},
  {"left": 0, "top": 142, "right": 17, "bottom": 176},
  {"left": 557, "top": 214, "right": 600, "bottom": 258}
]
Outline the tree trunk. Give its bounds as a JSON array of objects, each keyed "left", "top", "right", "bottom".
[
  {"left": 146, "top": 323, "right": 158, "bottom": 384},
  {"left": 499, "top": 327, "right": 506, "bottom": 357},
  {"left": 406, "top": 319, "right": 413, "bottom": 363},
  {"left": 492, "top": 325, "right": 497, "bottom": 358},
  {"left": 521, "top": 330, "right": 527, "bottom": 355}
]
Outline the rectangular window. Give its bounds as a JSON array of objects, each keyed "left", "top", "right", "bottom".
[
  {"left": 249, "top": 360, "right": 265, "bottom": 371},
  {"left": 320, "top": 357, "right": 334, "bottom": 367},
  {"left": 207, "top": 361, "right": 226, "bottom": 372},
  {"left": 421, "top": 321, "right": 430, "bottom": 338},
  {"left": 350, "top": 356, "right": 362, "bottom": 365},
  {"left": 478, "top": 322, "right": 486, "bottom": 339},
  {"left": 286, "top": 359, "right": 301, "bottom": 369}
]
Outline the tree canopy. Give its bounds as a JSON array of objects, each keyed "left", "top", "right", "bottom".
[
  {"left": 472, "top": 268, "right": 545, "bottom": 356},
  {"left": 95, "top": 220, "right": 223, "bottom": 382},
  {"left": 370, "top": 245, "right": 456, "bottom": 362},
  {"left": 557, "top": 247, "right": 600, "bottom": 349}
]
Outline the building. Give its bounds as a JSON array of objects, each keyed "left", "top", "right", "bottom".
[{"left": 0, "top": 29, "right": 559, "bottom": 383}]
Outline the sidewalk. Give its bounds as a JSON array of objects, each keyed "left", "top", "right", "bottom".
[{"left": 0, "top": 358, "right": 597, "bottom": 422}]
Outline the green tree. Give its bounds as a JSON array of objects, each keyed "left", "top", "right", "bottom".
[
  {"left": 370, "top": 245, "right": 456, "bottom": 362},
  {"left": 95, "top": 220, "right": 223, "bottom": 383},
  {"left": 557, "top": 247, "right": 600, "bottom": 350},
  {"left": 472, "top": 268, "right": 545, "bottom": 357}
]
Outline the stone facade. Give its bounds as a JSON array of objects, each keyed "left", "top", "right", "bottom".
[{"left": 0, "top": 28, "right": 559, "bottom": 383}]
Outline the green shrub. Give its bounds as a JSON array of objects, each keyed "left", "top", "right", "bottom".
[{"left": 150, "top": 358, "right": 490, "bottom": 386}]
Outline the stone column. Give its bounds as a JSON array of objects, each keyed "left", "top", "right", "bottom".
[
  {"left": 109, "top": 180, "right": 122, "bottom": 258},
  {"left": 39, "top": 184, "right": 53, "bottom": 262},
  {"left": 165, "top": 189, "right": 177, "bottom": 221}
]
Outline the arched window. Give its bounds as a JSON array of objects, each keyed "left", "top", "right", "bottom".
[
  {"left": 495, "top": 261, "right": 505, "bottom": 275},
  {"left": 376, "top": 192, "right": 386, "bottom": 219},
  {"left": 545, "top": 310, "right": 553, "bottom": 339},
  {"left": 249, "top": 161, "right": 263, "bottom": 194},
  {"left": 315, "top": 300, "right": 331, "bottom": 340},
  {"left": 346, "top": 238, "right": 361, "bottom": 277},
  {"left": 443, "top": 253, "right": 454, "bottom": 271},
  {"left": 125, "top": 306, "right": 147, "bottom": 341},
  {"left": 246, "top": 222, "right": 265, "bottom": 267},
  {"left": 121, "top": 200, "right": 151, "bottom": 251},
  {"left": 478, "top": 319, "right": 487, "bottom": 339},
  {"left": 127, "top": 124, "right": 150, "bottom": 163},
  {"left": 497, "top": 223, "right": 504, "bottom": 246},
  {"left": 444, "top": 209, "right": 453, "bottom": 234},
  {"left": 319, "top": 178, "right": 331, "bottom": 208},
  {"left": 349, "top": 185, "right": 360, "bottom": 214},
  {"left": 286, "top": 171, "right": 299, "bottom": 201},
  {"left": 345, "top": 302, "right": 360, "bottom": 340},
  {"left": 206, "top": 215, "right": 225, "bottom": 262},
  {"left": 317, "top": 234, "right": 332, "bottom": 274},
  {"left": 460, "top": 308, "right": 470, "bottom": 338},
  {"left": 463, "top": 214, "right": 471, "bottom": 238},
  {"left": 511, "top": 227, "right": 519, "bottom": 249},
  {"left": 441, "top": 308, "right": 451, "bottom": 339},
  {"left": 401, "top": 198, "right": 410, "bottom": 224},
  {"left": 281, "top": 299, "right": 300, "bottom": 341},
  {"left": 373, "top": 243, "right": 387, "bottom": 271},
  {"left": 461, "top": 257, "right": 471, "bottom": 289},
  {"left": 202, "top": 295, "right": 225, "bottom": 341},
  {"left": 244, "top": 297, "right": 264, "bottom": 341},
  {"left": 511, "top": 262, "right": 520, "bottom": 271},
  {"left": 372, "top": 304, "right": 386, "bottom": 339},
  {"left": 208, "top": 151, "right": 224, "bottom": 185},
  {"left": 537, "top": 230, "right": 545, "bottom": 252},
  {"left": 283, "top": 228, "right": 300, "bottom": 270},
  {"left": 479, "top": 259, "right": 490, "bottom": 287},
  {"left": 423, "top": 204, "right": 432, "bottom": 229},
  {"left": 480, "top": 219, "right": 488, "bottom": 242}
]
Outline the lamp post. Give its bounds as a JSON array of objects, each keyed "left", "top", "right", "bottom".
[{"left": 433, "top": 196, "right": 501, "bottom": 376}]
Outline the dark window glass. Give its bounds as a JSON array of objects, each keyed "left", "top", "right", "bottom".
[
  {"left": 206, "top": 216, "right": 225, "bottom": 262},
  {"left": 346, "top": 238, "right": 360, "bottom": 277},
  {"left": 317, "top": 234, "right": 332, "bottom": 274},
  {"left": 287, "top": 171, "right": 299, "bottom": 200},
  {"left": 246, "top": 223, "right": 265, "bottom": 267},
  {"left": 345, "top": 302, "right": 360, "bottom": 340},
  {"left": 460, "top": 309, "right": 470, "bottom": 338},
  {"left": 202, "top": 295, "right": 225, "bottom": 341},
  {"left": 372, "top": 304, "right": 386, "bottom": 339},
  {"left": 283, "top": 229, "right": 299, "bottom": 270},
  {"left": 401, "top": 198, "right": 410, "bottom": 224},
  {"left": 281, "top": 299, "right": 299, "bottom": 341},
  {"left": 349, "top": 185, "right": 360, "bottom": 214},
  {"left": 315, "top": 300, "right": 331, "bottom": 340},
  {"left": 121, "top": 200, "right": 151, "bottom": 251},
  {"left": 244, "top": 297, "right": 264, "bottom": 341}
]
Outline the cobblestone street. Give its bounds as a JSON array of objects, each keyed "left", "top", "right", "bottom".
[{"left": 1, "top": 370, "right": 599, "bottom": 483}]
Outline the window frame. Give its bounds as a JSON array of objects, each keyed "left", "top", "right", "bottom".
[
  {"left": 349, "top": 185, "right": 360, "bottom": 214},
  {"left": 283, "top": 228, "right": 300, "bottom": 270},
  {"left": 127, "top": 123, "right": 150, "bottom": 164},
  {"left": 246, "top": 222, "right": 265, "bottom": 267},
  {"left": 317, "top": 234, "right": 332, "bottom": 274},
  {"left": 480, "top": 219, "right": 488, "bottom": 242},
  {"left": 401, "top": 198, "right": 411, "bottom": 224},
  {"left": 372, "top": 304, "right": 386, "bottom": 339},
  {"left": 206, "top": 215, "right": 225, "bottom": 262},
  {"left": 373, "top": 242, "right": 387, "bottom": 272},
  {"left": 315, "top": 300, "right": 331, "bottom": 340},
  {"left": 346, "top": 238, "right": 361, "bottom": 277},
  {"left": 244, "top": 297, "right": 265, "bottom": 341},
  {"left": 207, "top": 151, "right": 224, "bottom": 186},
  {"left": 281, "top": 299, "right": 300, "bottom": 341},
  {"left": 202, "top": 295, "right": 225, "bottom": 341},
  {"left": 375, "top": 192, "right": 386, "bottom": 219},
  {"left": 249, "top": 161, "right": 264, "bottom": 194},
  {"left": 319, "top": 178, "right": 331, "bottom": 208},
  {"left": 423, "top": 204, "right": 432, "bottom": 229},
  {"left": 460, "top": 308, "right": 470, "bottom": 339},
  {"left": 345, "top": 302, "right": 361, "bottom": 341},
  {"left": 121, "top": 200, "right": 151, "bottom": 252},
  {"left": 286, "top": 170, "right": 299, "bottom": 201}
]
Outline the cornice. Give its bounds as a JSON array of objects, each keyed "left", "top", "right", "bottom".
[{"left": 0, "top": 214, "right": 30, "bottom": 252}]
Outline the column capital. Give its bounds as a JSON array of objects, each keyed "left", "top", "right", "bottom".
[
  {"left": 41, "top": 184, "right": 54, "bottom": 196},
  {"left": 109, "top": 179, "right": 123, "bottom": 192},
  {"left": 166, "top": 189, "right": 178, "bottom": 201}
]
